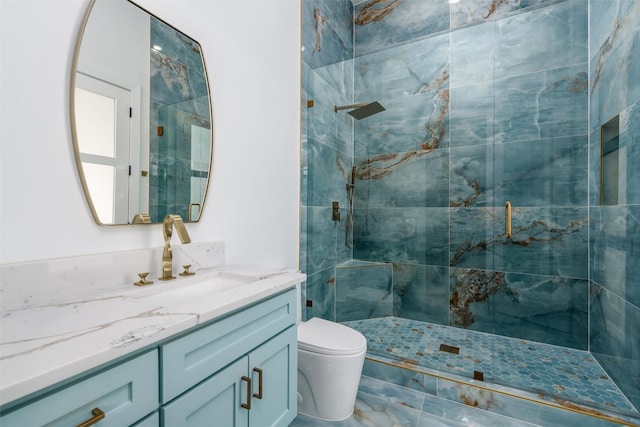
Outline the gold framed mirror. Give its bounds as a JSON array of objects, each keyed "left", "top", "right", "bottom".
[{"left": 71, "top": 0, "right": 213, "bottom": 225}]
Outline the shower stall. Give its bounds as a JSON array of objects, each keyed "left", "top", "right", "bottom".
[{"left": 300, "top": 0, "right": 639, "bottom": 423}]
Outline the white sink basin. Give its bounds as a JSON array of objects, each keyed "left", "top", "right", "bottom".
[{"left": 128, "top": 270, "right": 261, "bottom": 306}]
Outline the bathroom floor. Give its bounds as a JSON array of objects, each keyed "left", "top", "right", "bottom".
[
  {"left": 342, "top": 317, "right": 637, "bottom": 413},
  {"left": 290, "top": 375, "right": 539, "bottom": 426}
]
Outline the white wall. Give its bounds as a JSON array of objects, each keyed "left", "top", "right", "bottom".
[{"left": 0, "top": 0, "right": 301, "bottom": 270}]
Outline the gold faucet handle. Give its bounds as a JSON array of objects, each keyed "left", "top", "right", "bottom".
[
  {"left": 179, "top": 265, "right": 196, "bottom": 276},
  {"left": 134, "top": 272, "right": 154, "bottom": 286}
]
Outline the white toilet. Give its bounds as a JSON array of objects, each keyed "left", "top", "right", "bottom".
[{"left": 297, "top": 317, "right": 367, "bottom": 421}]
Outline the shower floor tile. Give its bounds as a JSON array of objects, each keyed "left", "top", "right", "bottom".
[{"left": 343, "top": 317, "right": 637, "bottom": 414}]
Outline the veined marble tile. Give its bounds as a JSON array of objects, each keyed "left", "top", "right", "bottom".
[
  {"left": 312, "top": 58, "right": 354, "bottom": 102},
  {"left": 304, "top": 267, "right": 336, "bottom": 321},
  {"left": 362, "top": 356, "right": 438, "bottom": 395},
  {"left": 450, "top": 207, "right": 588, "bottom": 278},
  {"left": 354, "top": 90, "right": 450, "bottom": 156},
  {"left": 493, "top": 136, "right": 589, "bottom": 207},
  {"left": 307, "top": 68, "right": 353, "bottom": 154},
  {"left": 449, "top": 81, "right": 495, "bottom": 148},
  {"left": 305, "top": 207, "right": 338, "bottom": 276},
  {"left": 420, "top": 392, "right": 538, "bottom": 427},
  {"left": 493, "top": 207, "right": 589, "bottom": 278},
  {"left": 436, "top": 378, "right": 633, "bottom": 427},
  {"left": 354, "top": 33, "right": 449, "bottom": 101},
  {"left": 494, "top": 0, "right": 587, "bottom": 80},
  {"left": 588, "top": 128, "right": 601, "bottom": 207},
  {"left": 336, "top": 262, "right": 393, "bottom": 321},
  {"left": 353, "top": 0, "right": 449, "bottom": 56},
  {"left": 312, "top": 0, "right": 353, "bottom": 53},
  {"left": 450, "top": 144, "right": 494, "bottom": 208},
  {"left": 301, "top": 0, "right": 353, "bottom": 69},
  {"left": 450, "top": 21, "right": 495, "bottom": 88},
  {"left": 291, "top": 388, "right": 422, "bottom": 426},
  {"left": 449, "top": 268, "right": 588, "bottom": 348},
  {"left": 151, "top": 17, "right": 204, "bottom": 73},
  {"left": 619, "top": 99, "right": 640, "bottom": 204},
  {"left": 590, "top": 0, "right": 640, "bottom": 131},
  {"left": 307, "top": 137, "right": 352, "bottom": 208},
  {"left": 589, "top": 205, "right": 640, "bottom": 308},
  {"left": 392, "top": 263, "right": 450, "bottom": 325},
  {"left": 300, "top": 206, "right": 308, "bottom": 273},
  {"left": 450, "top": 0, "right": 562, "bottom": 29},
  {"left": 354, "top": 207, "right": 449, "bottom": 266},
  {"left": 590, "top": 0, "right": 635, "bottom": 53},
  {"left": 590, "top": 282, "right": 640, "bottom": 412},
  {"left": 358, "top": 375, "right": 426, "bottom": 411},
  {"left": 448, "top": 207, "right": 497, "bottom": 271},
  {"left": 494, "top": 65, "right": 589, "bottom": 143},
  {"left": 354, "top": 148, "right": 449, "bottom": 208}
]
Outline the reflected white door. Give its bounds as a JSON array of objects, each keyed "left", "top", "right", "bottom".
[{"left": 75, "top": 73, "right": 131, "bottom": 224}]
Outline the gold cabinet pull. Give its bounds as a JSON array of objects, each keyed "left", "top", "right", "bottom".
[
  {"left": 241, "top": 376, "right": 252, "bottom": 410},
  {"left": 505, "top": 201, "right": 512, "bottom": 238},
  {"left": 252, "top": 367, "right": 263, "bottom": 399},
  {"left": 76, "top": 407, "right": 105, "bottom": 427}
]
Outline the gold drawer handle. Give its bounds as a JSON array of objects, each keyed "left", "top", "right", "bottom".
[
  {"left": 241, "top": 376, "right": 252, "bottom": 410},
  {"left": 76, "top": 407, "right": 105, "bottom": 427},
  {"left": 505, "top": 201, "right": 512, "bottom": 238},
  {"left": 252, "top": 367, "right": 263, "bottom": 399}
]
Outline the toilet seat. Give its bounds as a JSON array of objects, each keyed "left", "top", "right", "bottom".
[{"left": 298, "top": 318, "right": 367, "bottom": 356}]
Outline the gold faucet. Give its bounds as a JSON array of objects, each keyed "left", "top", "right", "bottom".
[{"left": 160, "top": 214, "right": 191, "bottom": 281}]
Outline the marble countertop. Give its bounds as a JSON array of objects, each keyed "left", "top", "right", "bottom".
[{"left": 0, "top": 265, "right": 305, "bottom": 407}]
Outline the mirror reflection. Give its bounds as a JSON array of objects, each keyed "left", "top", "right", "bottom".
[{"left": 72, "top": 0, "right": 212, "bottom": 225}]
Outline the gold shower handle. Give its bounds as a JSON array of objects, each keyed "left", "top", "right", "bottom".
[{"left": 505, "top": 201, "right": 512, "bottom": 238}]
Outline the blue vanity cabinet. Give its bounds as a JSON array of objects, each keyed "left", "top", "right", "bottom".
[
  {"left": 0, "top": 350, "right": 159, "bottom": 427},
  {"left": 161, "top": 326, "right": 297, "bottom": 427},
  {"left": 159, "top": 289, "right": 298, "bottom": 427}
]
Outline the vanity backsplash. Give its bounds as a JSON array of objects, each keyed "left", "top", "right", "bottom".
[{"left": 0, "top": 241, "right": 225, "bottom": 311}]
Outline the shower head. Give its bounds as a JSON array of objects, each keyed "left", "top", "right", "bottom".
[{"left": 334, "top": 101, "right": 385, "bottom": 120}]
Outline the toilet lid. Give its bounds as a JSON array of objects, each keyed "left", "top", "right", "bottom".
[{"left": 298, "top": 318, "right": 367, "bottom": 356}]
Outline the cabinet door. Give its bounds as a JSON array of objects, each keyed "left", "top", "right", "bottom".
[
  {"left": 249, "top": 326, "right": 297, "bottom": 427},
  {"left": 161, "top": 356, "right": 250, "bottom": 427}
]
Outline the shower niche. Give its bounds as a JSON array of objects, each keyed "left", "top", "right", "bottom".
[{"left": 600, "top": 115, "right": 621, "bottom": 205}]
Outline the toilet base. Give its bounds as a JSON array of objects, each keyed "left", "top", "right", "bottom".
[{"left": 296, "top": 348, "right": 365, "bottom": 421}]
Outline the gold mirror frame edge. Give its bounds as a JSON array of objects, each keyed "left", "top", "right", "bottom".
[{"left": 69, "top": 0, "right": 215, "bottom": 226}]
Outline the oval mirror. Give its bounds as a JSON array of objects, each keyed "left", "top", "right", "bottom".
[{"left": 71, "top": 0, "right": 213, "bottom": 225}]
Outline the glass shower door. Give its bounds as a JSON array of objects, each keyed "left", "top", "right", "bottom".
[{"left": 485, "top": 0, "right": 591, "bottom": 405}]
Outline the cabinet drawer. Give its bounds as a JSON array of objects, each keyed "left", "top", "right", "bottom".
[
  {"left": 161, "top": 289, "right": 296, "bottom": 402},
  {"left": 0, "top": 350, "right": 158, "bottom": 427}
]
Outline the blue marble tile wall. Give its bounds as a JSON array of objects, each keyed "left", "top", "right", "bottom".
[
  {"left": 300, "top": 0, "right": 355, "bottom": 321},
  {"left": 350, "top": 0, "right": 591, "bottom": 351},
  {"left": 588, "top": 0, "right": 640, "bottom": 410},
  {"left": 149, "top": 17, "right": 210, "bottom": 222}
]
